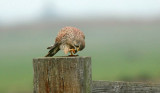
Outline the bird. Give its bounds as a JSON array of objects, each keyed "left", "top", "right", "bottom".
[{"left": 45, "top": 26, "right": 85, "bottom": 57}]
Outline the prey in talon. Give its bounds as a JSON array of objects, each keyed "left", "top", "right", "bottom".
[
  {"left": 45, "top": 26, "right": 85, "bottom": 57},
  {"left": 69, "top": 46, "right": 80, "bottom": 56}
]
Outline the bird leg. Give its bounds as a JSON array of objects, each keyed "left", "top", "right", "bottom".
[{"left": 69, "top": 49, "right": 76, "bottom": 56}]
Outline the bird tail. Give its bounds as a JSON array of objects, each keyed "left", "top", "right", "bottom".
[{"left": 45, "top": 43, "right": 60, "bottom": 57}]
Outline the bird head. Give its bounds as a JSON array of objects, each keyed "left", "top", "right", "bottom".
[
  {"left": 73, "top": 40, "right": 81, "bottom": 52},
  {"left": 72, "top": 37, "right": 85, "bottom": 53}
]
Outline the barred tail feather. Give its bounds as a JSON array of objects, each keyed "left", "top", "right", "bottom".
[{"left": 45, "top": 43, "right": 60, "bottom": 57}]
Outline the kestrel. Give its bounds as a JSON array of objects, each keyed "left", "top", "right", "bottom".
[{"left": 45, "top": 26, "right": 85, "bottom": 57}]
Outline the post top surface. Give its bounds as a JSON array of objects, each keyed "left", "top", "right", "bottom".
[{"left": 33, "top": 56, "right": 91, "bottom": 60}]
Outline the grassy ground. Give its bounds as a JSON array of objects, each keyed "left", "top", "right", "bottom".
[{"left": 0, "top": 24, "right": 160, "bottom": 93}]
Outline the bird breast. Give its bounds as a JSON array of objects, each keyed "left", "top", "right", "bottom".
[{"left": 60, "top": 44, "right": 70, "bottom": 54}]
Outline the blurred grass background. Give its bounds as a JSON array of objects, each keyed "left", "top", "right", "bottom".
[
  {"left": 1, "top": 0, "right": 160, "bottom": 93},
  {"left": 1, "top": 23, "right": 160, "bottom": 93}
]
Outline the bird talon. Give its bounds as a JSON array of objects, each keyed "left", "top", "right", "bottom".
[
  {"left": 69, "top": 49, "right": 76, "bottom": 53},
  {"left": 69, "top": 49, "right": 76, "bottom": 55}
]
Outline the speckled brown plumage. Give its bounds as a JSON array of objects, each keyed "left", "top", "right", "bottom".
[{"left": 45, "top": 26, "right": 85, "bottom": 57}]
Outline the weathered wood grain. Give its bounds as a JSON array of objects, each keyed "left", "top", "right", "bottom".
[
  {"left": 92, "top": 81, "right": 160, "bottom": 93},
  {"left": 33, "top": 56, "right": 92, "bottom": 93}
]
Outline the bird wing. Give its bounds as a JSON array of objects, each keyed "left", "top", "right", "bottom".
[
  {"left": 55, "top": 27, "right": 70, "bottom": 43},
  {"left": 45, "top": 28, "right": 68, "bottom": 57}
]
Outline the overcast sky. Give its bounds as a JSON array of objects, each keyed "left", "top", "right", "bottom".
[{"left": 0, "top": 0, "right": 160, "bottom": 23}]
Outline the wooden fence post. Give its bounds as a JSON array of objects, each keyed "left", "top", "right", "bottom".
[
  {"left": 92, "top": 81, "right": 160, "bottom": 93},
  {"left": 33, "top": 56, "right": 92, "bottom": 93}
]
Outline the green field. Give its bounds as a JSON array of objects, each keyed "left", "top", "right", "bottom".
[{"left": 1, "top": 24, "right": 160, "bottom": 93}]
